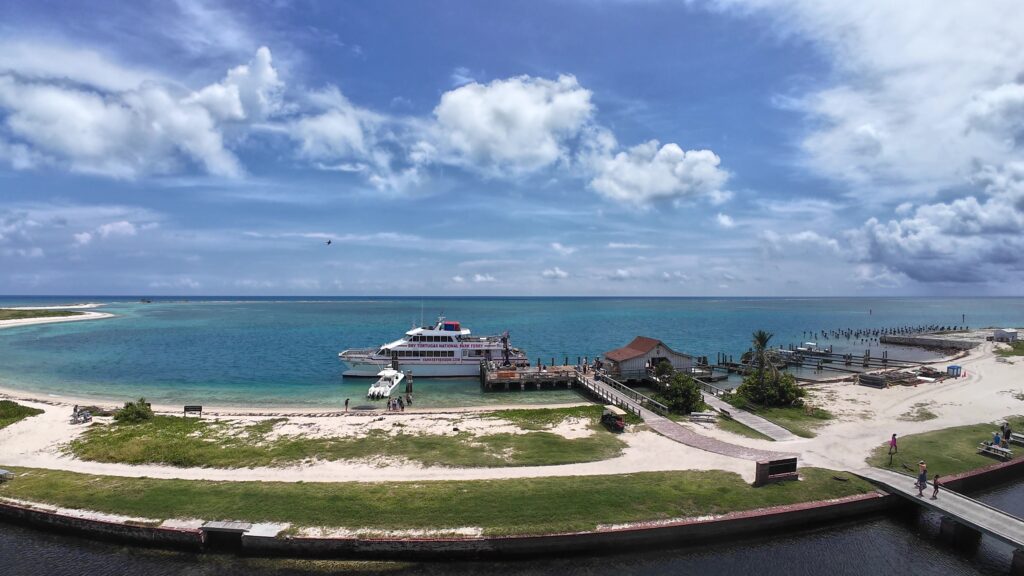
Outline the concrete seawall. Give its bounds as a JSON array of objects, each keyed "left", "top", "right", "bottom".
[{"left": 0, "top": 500, "right": 203, "bottom": 551}]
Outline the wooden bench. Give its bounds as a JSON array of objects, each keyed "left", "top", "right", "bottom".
[
  {"left": 183, "top": 405, "right": 203, "bottom": 418},
  {"left": 690, "top": 411, "right": 718, "bottom": 423},
  {"left": 1009, "top": 433, "right": 1024, "bottom": 446},
  {"left": 978, "top": 442, "right": 1013, "bottom": 460}
]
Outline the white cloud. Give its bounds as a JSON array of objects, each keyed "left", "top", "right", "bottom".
[
  {"left": 3, "top": 247, "right": 44, "bottom": 258},
  {"left": 430, "top": 74, "right": 594, "bottom": 176},
  {"left": 149, "top": 276, "right": 201, "bottom": 289},
  {"left": 607, "top": 242, "right": 650, "bottom": 249},
  {"left": 450, "top": 67, "right": 476, "bottom": 87},
  {"left": 97, "top": 221, "right": 138, "bottom": 238},
  {"left": 451, "top": 275, "right": 466, "bottom": 283},
  {"left": 473, "top": 273, "right": 496, "bottom": 283},
  {"left": 288, "top": 86, "right": 374, "bottom": 161},
  {"left": 0, "top": 51, "right": 258, "bottom": 178},
  {"left": 761, "top": 229, "right": 840, "bottom": 256},
  {"left": 185, "top": 46, "right": 282, "bottom": 121},
  {"left": 586, "top": 138, "right": 730, "bottom": 206},
  {"left": 716, "top": 213, "right": 736, "bottom": 228},
  {"left": 608, "top": 268, "right": 632, "bottom": 281},
  {"left": 73, "top": 232, "right": 93, "bottom": 245},
  {"left": 662, "top": 271, "right": 689, "bottom": 282},
  {"left": 550, "top": 242, "right": 576, "bottom": 256},
  {"left": 0, "top": 40, "right": 160, "bottom": 92},
  {"left": 541, "top": 266, "right": 569, "bottom": 279},
  {"left": 710, "top": 1, "right": 1024, "bottom": 198}
]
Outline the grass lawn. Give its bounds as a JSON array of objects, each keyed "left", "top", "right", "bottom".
[
  {"left": 67, "top": 410, "right": 627, "bottom": 468},
  {"left": 997, "top": 341, "right": 1024, "bottom": 357},
  {"left": 0, "top": 466, "right": 874, "bottom": 536},
  {"left": 0, "top": 400, "right": 43, "bottom": 430},
  {"left": 724, "top": 395, "right": 833, "bottom": 438},
  {"left": 0, "top": 309, "right": 84, "bottom": 321},
  {"left": 866, "top": 416, "right": 1024, "bottom": 476},
  {"left": 717, "top": 416, "right": 773, "bottom": 441}
]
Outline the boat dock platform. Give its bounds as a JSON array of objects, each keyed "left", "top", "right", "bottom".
[{"left": 479, "top": 363, "right": 578, "bottom": 391}]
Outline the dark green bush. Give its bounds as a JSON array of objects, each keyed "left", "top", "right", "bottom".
[{"left": 114, "top": 398, "right": 153, "bottom": 423}]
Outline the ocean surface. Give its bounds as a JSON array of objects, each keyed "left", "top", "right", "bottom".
[
  {"left": 2, "top": 477, "right": 1024, "bottom": 575},
  {"left": 1, "top": 296, "right": 1022, "bottom": 408}
]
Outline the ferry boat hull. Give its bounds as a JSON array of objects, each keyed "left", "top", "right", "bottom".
[{"left": 343, "top": 359, "right": 482, "bottom": 378}]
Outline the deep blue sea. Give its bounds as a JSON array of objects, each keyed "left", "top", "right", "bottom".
[{"left": 1, "top": 296, "right": 1022, "bottom": 408}]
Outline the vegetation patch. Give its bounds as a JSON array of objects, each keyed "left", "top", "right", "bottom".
[
  {"left": 866, "top": 416, "right": 1024, "bottom": 475},
  {"left": 0, "top": 466, "right": 874, "bottom": 536},
  {"left": 997, "top": 341, "right": 1024, "bottom": 357},
  {"left": 0, "top": 309, "right": 84, "bottom": 321},
  {"left": 488, "top": 405, "right": 642, "bottom": 428},
  {"left": 0, "top": 400, "right": 43, "bottom": 430},
  {"left": 898, "top": 403, "right": 938, "bottom": 422},
  {"left": 67, "top": 414, "right": 627, "bottom": 468}
]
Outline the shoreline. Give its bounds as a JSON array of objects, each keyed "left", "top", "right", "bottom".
[{"left": 0, "top": 310, "right": 115, "bottom": 330}]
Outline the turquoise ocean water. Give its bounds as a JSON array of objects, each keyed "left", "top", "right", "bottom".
[{"left": 1, "top": 297, "right": 1022, "bottom": 408}]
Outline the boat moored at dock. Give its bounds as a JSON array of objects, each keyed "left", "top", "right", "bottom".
[
  {"left": 367, "top": 369, "right": 404, "bottom": 399},
  {"left": 339, "top": 317, "right": 528, "bottom": 377}
]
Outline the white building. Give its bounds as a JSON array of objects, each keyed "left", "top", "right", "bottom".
[
  {"left": 994, "top": 328, "right": 1018, "bottom": 343},
  {"left": 603, "top": 336, "right": 693, "bottom": 380}
]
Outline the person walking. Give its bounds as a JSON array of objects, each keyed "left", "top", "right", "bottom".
[
  {"left": 917, "top": 461, "right": 928, "bottom": 497},
  {"left": 344, "top": 398, "right": 349, "bottom": 413},
  {"left": 888, "top": 433, "right": 898, "bottom": 465},
  {"left": 931, "top": 474, "right": 941, "bottom": 500}
]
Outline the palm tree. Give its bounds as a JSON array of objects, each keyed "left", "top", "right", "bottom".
[{"left": 750, "top": 330, "right": 777, "bottom": 385}]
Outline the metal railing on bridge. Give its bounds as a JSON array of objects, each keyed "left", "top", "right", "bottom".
[{"left": 576, "top": 369, "right": 669, "bottom": 417}]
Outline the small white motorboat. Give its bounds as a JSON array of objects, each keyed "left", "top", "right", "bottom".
[{"left": 367, "top": 368, "right": 405, "bottom": 399}]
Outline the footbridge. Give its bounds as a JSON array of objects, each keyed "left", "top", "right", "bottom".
[
  {"left": 856, "top": 467, "right": 1024, "bottom": 572},
  {"left": 573, "top": 370, "right": 792, "bottom": 462}
]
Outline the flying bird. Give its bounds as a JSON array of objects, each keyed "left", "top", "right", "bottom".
[{"left": 325, "top": 239, "right": 332, "bottom": 245}]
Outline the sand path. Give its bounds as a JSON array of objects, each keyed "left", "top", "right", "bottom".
[{"left": 0, "top": 310, "right": 115, "bottom": 330}]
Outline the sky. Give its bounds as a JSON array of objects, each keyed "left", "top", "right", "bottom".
[{"left": 1, "top": 0, "right": 1024, "bottom": 296}]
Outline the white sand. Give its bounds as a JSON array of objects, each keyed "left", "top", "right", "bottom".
[
  {"left": 0, "top": 341, "right": 1020, "bottom": 486},
  {"left": 0, "top": 310, "right": 115, "bottom": 330}
]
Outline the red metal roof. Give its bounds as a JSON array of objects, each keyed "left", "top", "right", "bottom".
[{"left": 605, "top": 336, "right": 673, "bottom": 362}]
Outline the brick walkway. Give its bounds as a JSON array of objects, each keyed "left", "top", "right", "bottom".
[{"left": 577, "top": 374, "right": 793, "bottom": 461}]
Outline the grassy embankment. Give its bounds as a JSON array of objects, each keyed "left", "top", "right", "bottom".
[
  {"left": 0, "top": 400, "right": 43, "bottom": 430},
  {"left": 0, "top": 309, "right": 84, "bottom": 321},
  {"left": 724, "top": 395, "right": 833, "bottom": 438},
  {"left": 866, "top": 416, "right": 1024, "bottom": 475},
  {"left": 997, "top": 342, "right": 1024, "bottom": 357},
  {"left": 0, "top": 466, "right": 873, "bottom": 536},
  {"left": 68, "top": 406, "right": 628, "bottom": 468}
]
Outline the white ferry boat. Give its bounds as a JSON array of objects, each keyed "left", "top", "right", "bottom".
[{"left": 339, "top": 317, "right": 528, "bottom": 377}]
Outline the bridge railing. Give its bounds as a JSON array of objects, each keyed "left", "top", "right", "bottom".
[{"left": 582, "top": 370, "right": 669, "bottom": 417}]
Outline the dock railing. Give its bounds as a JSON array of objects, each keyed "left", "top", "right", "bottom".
[
  {"left": 693, "top": 376, "right": 728, "bottom": 397},
  {"left": 580, "top": 369, "right": 669, "bottom": 417}
]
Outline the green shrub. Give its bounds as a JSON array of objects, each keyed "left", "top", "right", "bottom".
[
  {"left": 658, "top": 372, "right": 705, "bottom": 414},
  {"left": 114, "top": 398, "right": 153, "bottom": 423},
  {"left": 736, "top": 370, "right": 805, "bottom": 407}
]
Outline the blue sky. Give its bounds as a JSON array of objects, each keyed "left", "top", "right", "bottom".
[{"left": 2, "top": 0, "right": 1023, "bottom": 296}]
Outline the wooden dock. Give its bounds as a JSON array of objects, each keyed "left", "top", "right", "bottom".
[{"left": 479, "top": 363, "right": 577, "bottom": 391}]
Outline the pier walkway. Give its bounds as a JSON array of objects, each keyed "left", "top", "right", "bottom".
[
  {"left": 700, "top": 393, "right": 799, "bottom": 442},
  {"left": 856, "top": 467, "right": 1024, "bottom": 550},
  {"left": 575, "top": 371, "right": 792, "bottom": 462}
]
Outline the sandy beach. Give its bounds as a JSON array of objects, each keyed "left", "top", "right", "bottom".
[
  {"left": 0, "top": 307, "right": 114, "bottom": 330},
  {"left": 0, "top": 340, "right": 1021, "bottom": 487}
]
